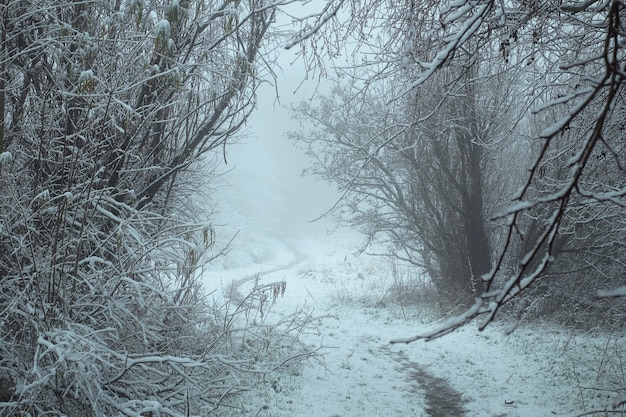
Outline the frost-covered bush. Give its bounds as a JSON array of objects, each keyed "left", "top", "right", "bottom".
[
  {"left": 0, "top": 264, "right": 313, "bottom": 416},
  {"left": 0, "top": 0, "right": 306, "bottom": 415}
]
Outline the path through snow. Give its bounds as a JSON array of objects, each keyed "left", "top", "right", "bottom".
[
  {"left": 387, "top": 346, "right": 467, "bottom": 416},
  {"left": 205, "top": 231, "right": 624, "bottom": 417}
]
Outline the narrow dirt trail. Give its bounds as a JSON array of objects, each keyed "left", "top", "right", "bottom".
[
  {"left": 386, "top": 347, "right": 468, "bottom": 417},
  {"left": 226, "top": 237, "right": 470, "bottom": 417},
  {"left": 226, "top": 241, "right": 307, "bottom": 305}
]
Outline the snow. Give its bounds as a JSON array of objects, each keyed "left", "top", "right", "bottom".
[
  {"left": 156, "top": 19, "right": 170, "bottom": 36},
  {"left": 283, "top": 2, "right": 343, "bottom": 50},
  {"left": 78, "top": 69, "right": 95, "bottom": 83},
  {"left": 442, "top": 3, "right": 473, "bottom": 25},
  {"left": 597, "top": 286, "right": 626, "bottom": 298},
  {"left": 203, "top": 230, "right": 624, "bottom": 417},
  {"left": 0, "top": 151, "right": 13, "bottom": 164}
]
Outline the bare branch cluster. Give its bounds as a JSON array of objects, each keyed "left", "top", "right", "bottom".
[
  {"left": 0, "top": 0, "right": 319, "bottom": 415},
  {"left": 290, "top": 0, "right": 626, "bottom": 332}
]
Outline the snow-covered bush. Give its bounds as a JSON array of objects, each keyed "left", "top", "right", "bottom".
[
  {"left": 563, "top": 331, "right": 626, "bottom": 413},
  {"left": 0, "top": 0, "right": 310, "bottom": 415}
]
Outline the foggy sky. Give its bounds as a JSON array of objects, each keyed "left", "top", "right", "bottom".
[{"left": 217, "top": 39, "right": 340, "bottom": 239}]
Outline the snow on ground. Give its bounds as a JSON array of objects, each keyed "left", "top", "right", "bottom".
[{"left": 203, "top": 230, "right": 624, "bottom": 417}]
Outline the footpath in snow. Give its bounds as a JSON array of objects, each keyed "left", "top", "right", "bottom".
[{"left": 204, "top": 230, "right": 624, "bottom": 417}]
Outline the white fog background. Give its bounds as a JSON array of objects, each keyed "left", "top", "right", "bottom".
[{"left": 212, "top": 22, "right": 341, "bottom": 245}]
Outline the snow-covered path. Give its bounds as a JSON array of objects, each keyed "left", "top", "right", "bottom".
[{"left": 205, "top": 231, "right": 623, "bottom": 417}]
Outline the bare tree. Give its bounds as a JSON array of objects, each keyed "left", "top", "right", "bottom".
[
  {"left": 290, "top": 52, "right": 519, "bottom": 305},
  {"left": 288, "top": 0, "right": 626, "bottom": 331}
]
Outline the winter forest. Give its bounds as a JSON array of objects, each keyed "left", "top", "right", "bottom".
[{"left": 0, "top": 1, "right": 625, "bottom": 416}]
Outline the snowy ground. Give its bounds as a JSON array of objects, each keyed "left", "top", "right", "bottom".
[{"left": 203, "top": 230, "right": 625, "bottom": 417}]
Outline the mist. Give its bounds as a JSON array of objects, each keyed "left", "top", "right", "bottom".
[{"left": 213, "top": 48, "right": 340, "bottom": 241}]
